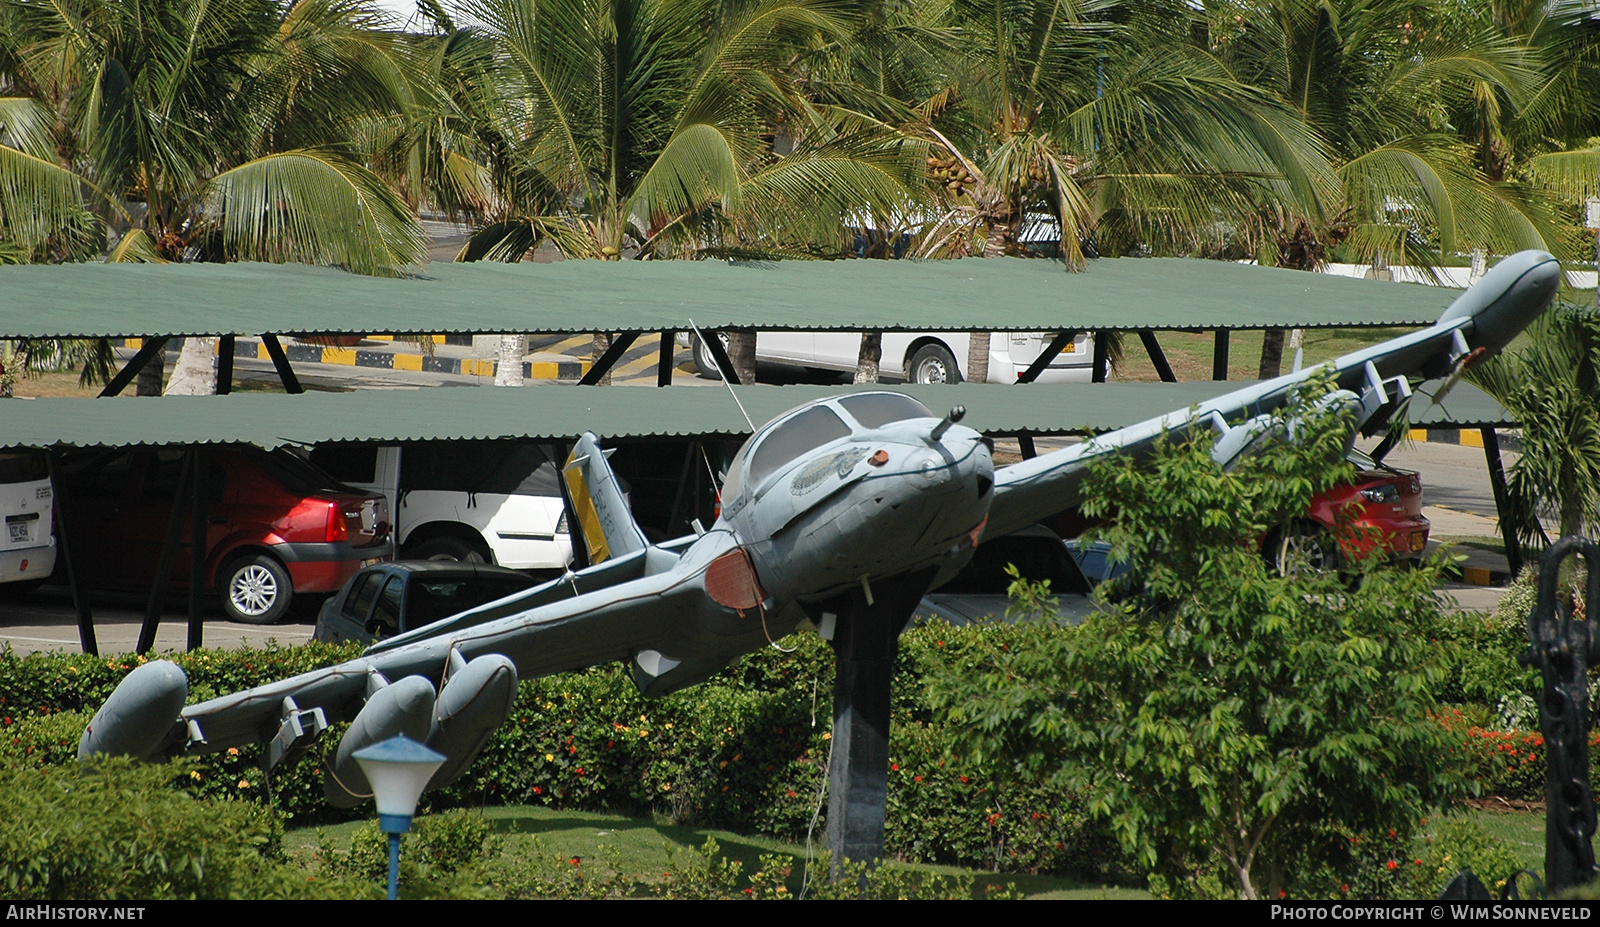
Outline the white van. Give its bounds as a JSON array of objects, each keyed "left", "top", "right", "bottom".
[
  {"left": 683, "top": 331, "right": 1095, "bottom": 383},
  {"left": 308, "top": 442, "right": 572, "bottom": 576},
  {"left": 0, "top": 450, "right": 56, "bottom": 590}
]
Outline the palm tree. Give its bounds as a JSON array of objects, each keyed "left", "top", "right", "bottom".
[
  {"left": 1469, "top": 302, "right": 1600, "bottom": 546},
  {"left": 902, "top": 0, "right": 1334, "bottom": 379},
  {"left": 911, "top": 1, "right": 1334, "bottom": 261},
  {"left": 0, "top": 0, "right": 427, "bottom": 394},
  {"left": 1207, "top": 0, "right": 1567, "bottom": 373},
  {"left": 393, "top": 0, "right": 927, "bottom": 382}
]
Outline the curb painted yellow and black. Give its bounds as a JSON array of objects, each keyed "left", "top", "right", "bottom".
[
  {"left": 118, "top": 337, "right": 590, "bottom": 381},
  {"left": 1407, "top": 427, "right": 1488, "bottom": 449},
  {"left": 1445, "top": 564, "right": 1512, "bottom": 587}
]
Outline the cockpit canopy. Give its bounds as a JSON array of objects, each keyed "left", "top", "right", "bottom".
[{"left": 721, "top": 392, "right": 935, "bottom": 502}]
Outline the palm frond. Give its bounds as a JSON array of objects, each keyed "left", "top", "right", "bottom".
[
  {"left": 1524, "top": 148, "right": 1600, "bottom": 201},
  {"left": 0, "top": 142, "right": 95, "bottom": 250},
  {"left": 107, "top": 228, "right": 167, "bottom": 263},
  {"left": 0, "top": 96, "right": 59, "bottom": 160},
  {"left": 629, "top": 122, "right": 746, "bottom": 220},
  {"left": 204, "top": 149, "right": 426, "bottom": 274}
]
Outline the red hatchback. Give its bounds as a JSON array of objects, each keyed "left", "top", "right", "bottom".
[
  {"left": 1270, "top": 448, "right": 1430, "bottom": 571},
  {"left": 56, "top": 446, "right": 391, "bottom": 623}
]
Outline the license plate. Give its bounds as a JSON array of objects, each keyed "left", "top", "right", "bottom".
[
  {"left": 1410, "top": 531, "right": 1427, "bottom": 552},
  {"left": 5, "top": 513, "right": 35, "bottom": 545},
  {"left": 362, "top": 557, "right": 383, "bottom": 567}
]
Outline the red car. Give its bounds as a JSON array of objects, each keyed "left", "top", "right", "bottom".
[
  {"left": 1268, "top": 448, "right": 1429, "bottom": 572},
  {"left": 56, "top": 446, "right": 391, "bottom": 624}
]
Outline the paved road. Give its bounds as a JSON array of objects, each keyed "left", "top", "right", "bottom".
[{"left": 0, "top": 587, "right": 315, "bottom": 656}]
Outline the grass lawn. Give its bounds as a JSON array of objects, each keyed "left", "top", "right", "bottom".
[
  {"left": 1108, "top": 327, "right": 1419, "bottom": 382},
  {"left": 1468, "top": 808, "right": 1545, "bottom": 881},
  {"left": 286, "top": 804, "right": 1151, "bottom": 900},
  {"left": 1434, "top": 535, "right": 1510, "bottom": 558}
]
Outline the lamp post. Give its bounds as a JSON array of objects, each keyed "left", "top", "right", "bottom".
[{"left": 353, "top": 735, "right": 446, "bottom": 900}]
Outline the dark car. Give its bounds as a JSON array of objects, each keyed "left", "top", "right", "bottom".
[
  {"left": 55, "top": 446, "right": 391, "bottom": 624},
  {"left": 314, "top": 560, "right": 539, "bottom": 644},
  {"left": 913, "top": 526, "right": 1099, "bottom": 626},
  {"left": 1064, "top": 538, "right": 1127, "bottom": 588}
]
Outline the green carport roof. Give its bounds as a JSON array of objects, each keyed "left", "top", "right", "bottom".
[
  {"left": 0, "top": 256, "right": 1459, "bottom": 339},
  {"left": 0, "top": 381, "right": 1508, "bottom": 451}
]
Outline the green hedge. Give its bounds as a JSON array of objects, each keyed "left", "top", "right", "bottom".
[{"left": 0, "top": 630, "right": 1126, "bottom": 878}]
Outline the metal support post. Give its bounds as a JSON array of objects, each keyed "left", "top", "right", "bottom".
[
  {"left": 137, "top": 451, "right": 194, "bottom": 653},
  {"left": 578, "top": 332, "right": 640, "bottom": 385},
  {"left": 826, "top": 568, "right": 935, "bottom": 879},
  {"left": 1212, "top": 330, "right": 1230, "bottom": 381},
  {"left": 260, "top": 335, "right": 304, "bottom": 394},
  {"left": 99, "top": 338, "right": 170, "bottom": 397},
  {"left": 1137, "top": 330, "right": 1176, "bottom": 382},
  {"left": 657, "top": 331, "right": 674, "bottom": 387},
  {"left": 45, "top": 453, "right": 96, "bottom": 655}
]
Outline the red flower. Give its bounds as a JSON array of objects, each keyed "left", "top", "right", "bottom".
[
  {"left": 570, "top": 857, "right": 582, "bottom": 866},
  {"left": 532, "top": 786, "right": 542, "bottom": 794},
  {"left": 891, "top": 764, "right": 899, "bottom": 771},
  {"left": 913, "top": 775, "right": 922, "bottom": 783},
  {"left": 1387, "top": 860, "right": 1399, "bottom": 870}
]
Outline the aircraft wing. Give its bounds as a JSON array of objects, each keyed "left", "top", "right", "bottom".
[
  {"left": 983, "top": 250, "right": 1562, "bottom": 540},
  {"left": 80, "top": 526, "right": 775, "bottom": 788}
]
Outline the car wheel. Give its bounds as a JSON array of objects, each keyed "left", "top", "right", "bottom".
[
  {"left": 908, "top": 344, "right": 962, "bottom": 384},
  {"left": 220, "top": 555, "right": 292, "bottom": 624},
  {"left": 1271, "top": 522, "right": 1339, "bottom": 576},
  {"left": 690, "top": 332, "right": 733, "bottom": 380},
  {"left": 410, "top": 536, "right": 490, "bottom": 564}
]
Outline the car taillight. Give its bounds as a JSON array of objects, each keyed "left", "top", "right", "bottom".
[{"left": 325, "top": 502, "right": 348, "bottom": 543}]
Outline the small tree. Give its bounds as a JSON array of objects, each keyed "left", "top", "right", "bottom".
[
  {"left": 1469, "top": 301, "right": 1600, "bottom": 546},
  {"left": 927, "top": 384, "right": 1465, "bottom": 899}
]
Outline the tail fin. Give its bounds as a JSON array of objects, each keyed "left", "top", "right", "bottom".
[{"left": 562, "top": 432, "right": 649, "bottom": 565}]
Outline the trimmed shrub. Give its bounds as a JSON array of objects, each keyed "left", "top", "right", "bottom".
[{"left": 0, "top": 632, "right": 1116, "bottom": 877}]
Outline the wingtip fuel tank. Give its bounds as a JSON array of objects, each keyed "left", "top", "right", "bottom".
[
  {"left": 1439, "top": 250, "right": 1561, "bottom": 356},
  {"left": 78, "top": 660, "right": 188, "bottom": 761},
  {"left": 325, "top": 675, "right": 437, "bottom": 807}
]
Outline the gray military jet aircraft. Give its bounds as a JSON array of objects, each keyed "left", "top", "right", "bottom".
[{"left": 80, "top": 250, "right": 1562, "bottom": 866}]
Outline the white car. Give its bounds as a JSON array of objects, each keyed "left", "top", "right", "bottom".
[
  {"left": 682, "top": 330, "right": 1095, "bottom": 384},
  {"left": 0, "top": 450, "right": 55, "bottom": 592},
  {"left": 308, "top": 442, "right": 573, "bottom": 576}
]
